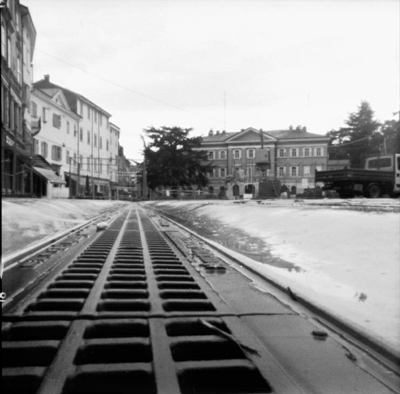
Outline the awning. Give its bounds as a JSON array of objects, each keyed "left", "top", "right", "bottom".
[{"left": 33, "top": 167, "right": 66, "bottom": 184}]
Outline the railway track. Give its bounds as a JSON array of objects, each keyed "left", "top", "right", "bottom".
[{"left": 2, "top": 205, "right": 400, "bottom": 394}]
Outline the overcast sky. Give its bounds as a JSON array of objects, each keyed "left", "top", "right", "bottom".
[{"left": 28, "top": 0, "right": 399, "bottom": 160}]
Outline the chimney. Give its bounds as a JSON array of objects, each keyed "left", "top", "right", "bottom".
[
  {"left": 209, "top": 129, "right": 214, "bottom": 136},
  {"left": 44, "top": 75, "right": 50, "bottom": 82}
]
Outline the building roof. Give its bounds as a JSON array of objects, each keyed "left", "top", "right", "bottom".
[
  {"left": 268, "top": 129, "right": 329, "bottom": 140},
  {"left": 33, "top": 76, "right": 112, "bottom": 117},
  {"left": 201, "top": 127, "right": 329, "bottom": 143},
  {"left": 202, "top": 131, "right": 237, "bottom": 142}
]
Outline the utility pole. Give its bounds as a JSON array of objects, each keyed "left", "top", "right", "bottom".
[{"left": 140, "top": 135, "right": 148, "bottom": 199}]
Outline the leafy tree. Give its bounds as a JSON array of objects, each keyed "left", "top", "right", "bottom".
[
  {"left": 326, "top": 101, "right": 381, "bottom": 167},
  {"left": 137, "top": 126, "right": 211, "bottom": 192},
  {"left": 379, "top": 118, "right": 400, "bottom": 154}
]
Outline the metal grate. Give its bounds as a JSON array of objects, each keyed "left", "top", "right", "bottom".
[{"left": 2, "top": 208, "right": 280, "bottom": 393}]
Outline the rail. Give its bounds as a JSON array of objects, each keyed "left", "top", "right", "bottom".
[{"left": 2, "top": 205, "right": 399, "bottom": 394}]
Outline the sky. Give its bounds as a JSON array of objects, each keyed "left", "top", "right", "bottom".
[{"left": 27, "top": 0, "right": 399, "bottom": 161}]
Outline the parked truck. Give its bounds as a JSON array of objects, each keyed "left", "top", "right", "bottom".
[{"left": 315, "top": 153, "right": 400, "bottom": 198}]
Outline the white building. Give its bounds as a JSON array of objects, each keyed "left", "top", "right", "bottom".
[
  {"left": 30, "top": 86, "right": 81, "bottom": 198},
  {"left": 33, "top": 75, "right": 120, "bottom": 197}
]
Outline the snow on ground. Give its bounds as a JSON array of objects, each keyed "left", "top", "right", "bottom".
[
  {"left": 1, "top": 199, "right": 129, "bottom": 257},
  {"left": 147, "top": 199, "right": 400, "bottom": 355}
]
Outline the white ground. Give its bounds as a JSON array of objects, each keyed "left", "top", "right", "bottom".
[
  {"left": 1, "top": 199, "right": 129, "bottom": 257},
  {"left": 148, "top": 199, "right": 400, "bottom": 356},
  {"left": 1, "top": 198, "right": 399, "bottom": 356}
]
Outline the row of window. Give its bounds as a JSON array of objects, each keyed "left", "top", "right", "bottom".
[
  {"left": 1, "top": 17, "right": 22, "bottom": 84},
  {"left": 79, "top": 101, "right": 108, "bottom": 128},
  {"left": 36, "top": 140, "right": 114, "bottom": 174},
  {"left": 278, "top": 147, "right": 324, "bottom": 158},
  {"left": 207, "top": 147, "right": 324, "bottom": 160},
  {"left": 207, "top": 165, "right": 324, "bottom": 179},
  {"left": 278, "top": 165, "right": 323, "bottom": 177},
  {"left": 1, "top": 85, "right": 23, "bottom": 135}
]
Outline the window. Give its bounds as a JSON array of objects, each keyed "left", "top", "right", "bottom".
[
  {"left": 94, "top": 158, "right": 97, "bottom": 173},
  {"left": 304, "top": 148, "right": 310, "bottom": 157},
  {"left": 10, "top": 99, "right": 14, "bottom": 130},
  {"left": 53, "top": 114, "right": 61, "bottom": 128},
  {"left": 316, "top": 148, "right": 322, "bottom": 156},
  {"left": 100, "top": 137, "right": 103, "bottom": 149},
  {"left": 1, "top": 25, "right": 6, "bottom": 61},
  {"left": 80, "top": 102, "right": 83, "bottom": 116},
  {"left": 100, "top": 115, "right": 103, "bottom": 126},
  {"left": 208, "top": 151, "right": 214, "bottom": 160},
  {"left": 106, "top": 139, "right": 109, "bottom": 151},
  {"left": 246, "top": 166, "right": 252, "bottom": 179},
  {"left": 42, "top": 107, "right": 48, "bottom": 123},
  {"left": 367, "top": 158, "right": 392, "bottom": 169},
  {"left": 66, "top": 150, "right": 70, "bottom": 164},
  {"left": 31, "top": 102, "right": 37, "bottom": 118},
  {"left": 303, "top": 165, "right": 310, "bottom": 176},
  {"left": 74, "top": 153, "right": 77, "bottom": 164},
  {"left": 291, "top": 167, "right": 298, "bottom": 176},
  {"left": 79, "top": 127, "right": 83, "bottom": 141},
  {"left": 94, "top": 134, "right": 97, "bottom": 147},
  {"left": 94, "top": 111, "right": 97, "bottom": 123},
  {"left": 279, "top": 167, "right": 285, "bottom": 177},
  {"left": 87, "top": 130, "right": 90, "bottom": 144},
  {"left": 247, "top": 149, "right": 255, "bottom": 159},
  {"left": 41, "top": 141, "right": 48, "bottom": 158},
  {"left": 67, "top": 121, "right": 70, "bottom": 133},
  {"left": 52, "top": 145, "right": 62, "bottom": 161},
  {"left": 291, "top": 149, "right": 297, "bottom": 157},
  {"left": 74, "top": 124, "right": 77, "bottom": 137},
  {"left": 87, "top": 106, "right": 90, "bottom": 119},
  {"left": 33, "top": 139, "right": 39, "bottom": 154},
  {"left": 279, "top": 149, "right": 285, "bottom": 158},
  {"left": 17, "top": 57, "right": 21, "bottom": 83},
  {"left": 7, "top": 38, "right": 11, "bottom": 68},
  {"left": 15, "top": 11, "right": 19, "bottom": 32},
  {"left": 99, "top": 160, "right": 102, "bottom": 173},
  {"left": 233, "top": 149, "right": 241, "bottom": 159},
  {"left": 80, "top": 155, "right": 83, "bottom": 166},
  {"left": 220, "top": 168, "right": 226, "bottom": 178},
  {"left": 220, "top": 150, "right": 226, "bottom": 160},
  {"left": 87, "top": 156, "right": 91, "bottom": 171},
  {"left": 5, "top": 93, "right": 9, "bottom": 126}
]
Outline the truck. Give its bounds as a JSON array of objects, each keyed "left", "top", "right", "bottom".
[{"left": 315, "top": 153, "right": 400, "bottom": 198}]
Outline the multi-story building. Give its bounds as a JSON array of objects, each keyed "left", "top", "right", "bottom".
[
  {"left": 32, "top": 75, "right": 120, "bottom": 197},
  {"left": 198, "top": 127, "right": 329, "bottom": 198},
  {"left": 30, "top": 84, "right": 81, "bottom": 197},
  {"left": 1, "top": 0, "right": 40, "bottom": 196}
]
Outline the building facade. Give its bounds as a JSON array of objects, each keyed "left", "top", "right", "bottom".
[
  {"left": 198, "top": 127, "right": 329, "bottom": 197},
  {"left": 1, "top": 0, "right": 39, "bottom": 196},
  {"left": 33, "top": 75, "right": 120, "bottom": 197},
  {"left": 30, "top": 86, "right": 81, "bottom": 197}
]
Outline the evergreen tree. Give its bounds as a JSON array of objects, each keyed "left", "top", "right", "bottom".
[
  {"left": 326, "top": 101, "right": 381, "bottom": 167},
  {"left": 137, "top": 126, "right": 211, "bottom": 192}
]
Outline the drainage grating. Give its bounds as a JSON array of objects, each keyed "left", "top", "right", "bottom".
[{"left": 2, "top": 208, "right": 303, "bottom": 393}]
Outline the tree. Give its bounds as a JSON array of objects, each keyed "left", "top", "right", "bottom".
[
  {"left": 379, "top": 119, "right": 400, "bottom": 154},
  {"left": 326, "top": 101, "right": 381, "bottom": 167},
  {"left": 138, "top": 126, "right": 211, "bottom": 192}
]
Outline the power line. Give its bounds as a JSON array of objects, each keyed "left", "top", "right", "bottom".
[{"left": 36, "top": 48, "right": 224, "bottom": 124}]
